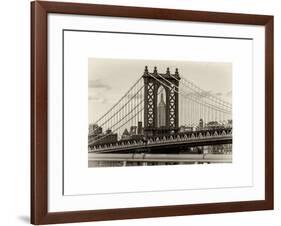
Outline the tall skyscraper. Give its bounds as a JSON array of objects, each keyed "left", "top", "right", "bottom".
[{"left": 158, "top": 93, "right": 166, "bottom": 127}]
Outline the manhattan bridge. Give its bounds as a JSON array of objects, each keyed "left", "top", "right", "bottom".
[{"left": 88, "top": 66, "right": 232, "bottom": 167}]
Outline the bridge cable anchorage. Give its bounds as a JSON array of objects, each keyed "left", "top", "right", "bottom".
[
  {"left": 89, "top": 86, "right": 165, "bottom": 146},
  {"left": 148, "top": 72, "right": 231, "bottom": 115},
  {"left": 93, "top": 77, "right": 143, "bottom": 125}
]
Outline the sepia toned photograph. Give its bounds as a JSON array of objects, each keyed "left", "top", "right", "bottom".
[
  {"left": 31, "top": 2, "right": 273, "bottom": 223},
  {"left": 88, "top": 58, "right": 232, "bottom": 167}
]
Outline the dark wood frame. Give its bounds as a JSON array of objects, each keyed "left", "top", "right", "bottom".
[{"left": 31, "top": 1, "right": 274, "bottom": 224}]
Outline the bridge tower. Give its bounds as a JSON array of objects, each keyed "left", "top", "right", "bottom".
[{"left": 143, "top": 66, "right": 180, "bottom": 137}]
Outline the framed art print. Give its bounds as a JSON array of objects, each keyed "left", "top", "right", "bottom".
[{"left": 31, "top": 1, "right": 274, "bottom": 224}]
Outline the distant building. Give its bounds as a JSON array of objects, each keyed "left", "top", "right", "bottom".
[
  {"left": 206, "top": 121, "right": 220, "bottom": 129},
  {"left": 88, "top": 125, "right": 117, "bottom": 146},
  {"left": 120, "top": 126, "right": 144, "bottom": 141},
  {"left": 89, "top": 124, "right": 103, "bottom": 144},
  {"left": 157, "top": 93, "right": 166, "bottom": 127},
  {"left": 179, "top": 125, "right": 193, "bottom": 133},
  {"left": 137, "top": 121, "right": 143, "bottom": 135},
  {"left": 227, "top": 119, "right": 232, "bottom": 126},
  {"left": 89, "top": 133, "right": 118, "bottom": 146},
  {"left": 105, "top": 129, "right": 112, "bottom": 134},
  {"left": 88, "top": 123, "right": 102, "bottom": 135},
  {"left": 121, "top": 128, "right": 130, "bottom": 140},
  {"left": 199, "top": 118, "right": 204, "bottom": 128},
  {"left": 130, "top": 126, "right": 137, "bottom": 135}
]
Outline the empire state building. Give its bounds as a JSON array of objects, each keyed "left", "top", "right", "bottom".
[{"left": 158, "top": 93, "right": 166, "bottom": 127}]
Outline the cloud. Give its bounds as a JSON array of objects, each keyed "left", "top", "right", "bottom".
[
  {"left": 88, "top": 96, "right": 107, "bottom": 103},
  {"left": 226, "top": 90, "right": 232, "bottom": 97},
  {"left": 184, "top": 90, "right": 230, "bottom": 101},
  {"left": 88, "top": 79, "right": 111, "bottom": 90},
  {"left": 199, "top": 91, "right": 212, "bottom": 98},
  {"left": 185, "top": 90, "right": 212, "bottom": 99}
]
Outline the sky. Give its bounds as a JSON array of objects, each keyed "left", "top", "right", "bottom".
[{"left": 88, "top": 58, "right": 232, "bottom": 124}]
